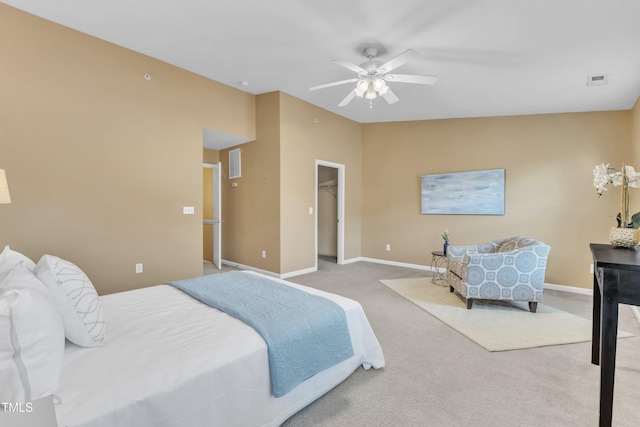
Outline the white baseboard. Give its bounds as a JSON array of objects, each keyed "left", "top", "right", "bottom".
[
  {"left": 221, "top": 260, "right": 280, "bottom": 278},
  {"left": 352, "top": 256, "right": 435, "bottom": 272},
  {"left": 221, "top": 259, "right": 317, "bottom": 280},
  {"left": 281, "top": 266, "right": 317, "bottom": 279},
  {"left": 543, "top": 282, "right": 593, "bottom": 296}
]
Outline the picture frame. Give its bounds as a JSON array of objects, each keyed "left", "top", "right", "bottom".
[{"left": 421, "top": 169, "right": 505, "bottom": 215}]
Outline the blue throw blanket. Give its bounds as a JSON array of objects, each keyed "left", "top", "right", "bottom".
[{"left": 169, "top": 272, "right": 354, "bottom": 397}]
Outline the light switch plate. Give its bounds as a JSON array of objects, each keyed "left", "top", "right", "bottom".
[{"left": 183, "top": 206, "right": 195, "bottom": 215}]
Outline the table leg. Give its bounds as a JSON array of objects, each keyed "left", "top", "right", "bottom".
[
  {"left": 591, "top": 270, "right": 601, "bottom": 365},
  {"left": 599, "top": 268, "right": 619, "bottom": 427},
  {"left": 430, "top": 255, "right": 437, "bottom": 284}
]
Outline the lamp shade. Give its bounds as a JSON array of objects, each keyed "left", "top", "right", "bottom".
[
  {"left": 0, "top": 169, "right": 11, "bottom": 204},
  {"left": 354, "top": 80, "right": 368, "bottom": 97}
]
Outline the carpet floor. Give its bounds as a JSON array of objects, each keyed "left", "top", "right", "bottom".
[{"left": 207, "top": 258, "right": 640, "bottom": 427}]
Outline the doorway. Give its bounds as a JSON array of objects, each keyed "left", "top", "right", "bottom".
[
  {"left": 316, "top": 160, "right": 345, "bottom": 266},
  {"left": 203, "top": 162, "right": 222, "bottom": 269}
]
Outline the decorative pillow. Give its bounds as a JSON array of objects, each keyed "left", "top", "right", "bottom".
[
  {"left": 0, "top": 264, "right": 65, "bottom": 402},
  {"left": 35, "top": 255, "right": 106, "bottom": 347},
  {"left": 0, "top": 245, "right": 36, "bottom": 271}
]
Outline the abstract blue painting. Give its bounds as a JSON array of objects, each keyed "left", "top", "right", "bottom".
[{"left": 421, "top": 169, "right": 505, "bottom": 215}]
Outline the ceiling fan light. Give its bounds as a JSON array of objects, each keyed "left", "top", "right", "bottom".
[
  {"left": 377, "top": 84, "right": 389, "bottom": 95},
  {"left": 372, "top": 78, "right": 386, "bottom": 92},
  {"left": 355, "top": 79, "right": 368, "bottom": 97},
  {"left": 365, "top": 85, "right": 377, "bottom": 100}
]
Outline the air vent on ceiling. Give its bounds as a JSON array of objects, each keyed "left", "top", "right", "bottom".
[
  {"left": 229, "top": 148, "right": 241, "bottom": 179},
  {"left": 587, "top": 74, "right": 610, "bottom": 86}
]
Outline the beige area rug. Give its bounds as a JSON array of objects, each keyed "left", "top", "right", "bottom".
[{"left": 380, "top": 278, "right": 632, "bottom": 352}]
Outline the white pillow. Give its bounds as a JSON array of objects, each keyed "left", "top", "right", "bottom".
[
  {"left": 0, "top": 245, "right": 36, "bottom": 271},
  {"left": 0, "top": 264, "right": 65, "bottom": 402},
  {"left": 35, "top": 255, "right": 106, "bottom": 348}
]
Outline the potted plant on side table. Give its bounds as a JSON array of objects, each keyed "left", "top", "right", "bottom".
[
  {"left": 442, "top": 228, "right": 450, "bottom": 256},
  {"left": 593, "top": 163, "right": 640, "bottom": 248}
]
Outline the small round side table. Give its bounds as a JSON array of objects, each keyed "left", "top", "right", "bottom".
[{"left": 430, "top": 250, "right": 448, "bottom": 286}]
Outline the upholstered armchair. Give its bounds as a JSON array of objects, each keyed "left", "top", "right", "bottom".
[{"left": 446, "top": 236, "right": 550, "bottom": 312}]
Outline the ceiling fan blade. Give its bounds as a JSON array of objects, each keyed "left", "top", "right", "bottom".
[
  {"left": 384, "top": 74, "right": 438, "bottom": 85},
  {"left": 310, "top": 78, "right": 359, "bottom": 91},
  {"left": 338, "top": 90, "right": 357, "bottom": 107},
  {"left": 382, "top": 88, "right": 399, "bottom": 105},
  {"left": 378, "top": 49, "right": 419, "bottom": 73},
  {"left": 332, "top": 59, "right": 367, "bottom": 75}
]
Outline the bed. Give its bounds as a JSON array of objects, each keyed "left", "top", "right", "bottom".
[{"left": 51, "top": 270, "right": 385, "bottom": 427}]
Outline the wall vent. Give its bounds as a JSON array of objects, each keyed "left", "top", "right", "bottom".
[
  {"left": 587, "top": 74, "right": 610, "bottom": 86},
  {"left": 229, "top": 148, "right": 241, "bottom": 179}
]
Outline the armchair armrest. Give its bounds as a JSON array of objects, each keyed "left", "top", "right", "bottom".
[{"left": 447, "top": 257, "right": 467, "bottom": 280}]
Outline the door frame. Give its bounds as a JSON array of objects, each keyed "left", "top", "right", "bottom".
[
  {"left": 203, "top": 162, "right": 222, "bottom": 269},
  {"left": 315, "top": 160, "right": 345, "bottom": 266}
]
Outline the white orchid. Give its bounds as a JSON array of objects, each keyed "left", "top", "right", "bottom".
[
  {"left": 625, "top": 165, "right": 640, "bottom": 188},
  {"left": 593, "top": 163, "right": 611, "bottom": 196},
  {"left": 593, "top": 163, "right": 640, "bottom": 228}
]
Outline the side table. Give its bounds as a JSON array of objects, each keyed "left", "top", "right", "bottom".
[
  {"left": 430, "top": 250, "right": 448, "bottom": 286},
  {"left": 590, "top": 243, "right": 640, "bottom": 426}
]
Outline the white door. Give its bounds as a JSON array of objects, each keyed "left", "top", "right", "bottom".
[{"left": 212, "top": 162, "right": 222, "bottom": 269}]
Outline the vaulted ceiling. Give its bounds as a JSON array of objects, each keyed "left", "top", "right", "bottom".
[{"left": 5, "top": 0, "right": 640, "bottom": 125}]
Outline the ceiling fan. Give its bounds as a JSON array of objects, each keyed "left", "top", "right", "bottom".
[{"left": 310, "top": 47, "right": 437, "bottom": 107}]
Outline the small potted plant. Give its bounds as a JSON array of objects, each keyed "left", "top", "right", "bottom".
[{"left": 442, "top": 228, "right": 450, "bottom": 256}]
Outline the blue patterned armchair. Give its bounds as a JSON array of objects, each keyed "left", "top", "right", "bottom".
[{"left": 446, "top": 236, "right": 550, "bottom": 312}]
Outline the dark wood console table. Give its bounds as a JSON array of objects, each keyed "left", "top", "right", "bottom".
[{"left": 590, "top": 243, "right": 640, "bottom": 427}]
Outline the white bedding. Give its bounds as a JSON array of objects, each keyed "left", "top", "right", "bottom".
[{"left": 54, "top": 272, "right": 385, "bottom": 427}]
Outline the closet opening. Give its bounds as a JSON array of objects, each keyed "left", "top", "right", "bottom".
[{"left": 316, "top": 160, "right": 345, "bottom": 267}]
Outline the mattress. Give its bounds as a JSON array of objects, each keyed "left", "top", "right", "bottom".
[{"left": 53, "top": 272, "right": 385, "bottom": 427}]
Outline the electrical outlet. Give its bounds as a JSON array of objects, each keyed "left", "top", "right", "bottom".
[
  {"left": 385, "top": 244, "right": 391, "bottom": 251},
  {"left": 261, "top": 250, "right": 267, "bottom": 259},
  {"left": 135, "top": 263, "right": 143, "bottom": 274}
]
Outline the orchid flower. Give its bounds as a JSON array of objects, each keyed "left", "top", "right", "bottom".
[{"left": 593, "top": 162, "right": 640, "bottom": 228}]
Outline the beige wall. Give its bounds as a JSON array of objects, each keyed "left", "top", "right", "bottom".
[
  {"left": 220, "top": 93, "right": 281, "bottom": 273},
  {"left": 203, "top": 148, "right": 220, "bottom": 165},
  {"left": 279, "top": 93, "right": 362, "bottom": 273},
  {"left": 0, "top": 5, "right": 255, "bottom": 294},
  {"left": 219, "top": 92, "right": 361, "bottom": 275},
  {"left": 632, "top": 98, "right": 640, "bottom": 167},
  {"left": 631, "top": 98, "right": 640, "bottom": 217},
  {"left": 362, "top": 111, "right": 632, "bottom": 289}
]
